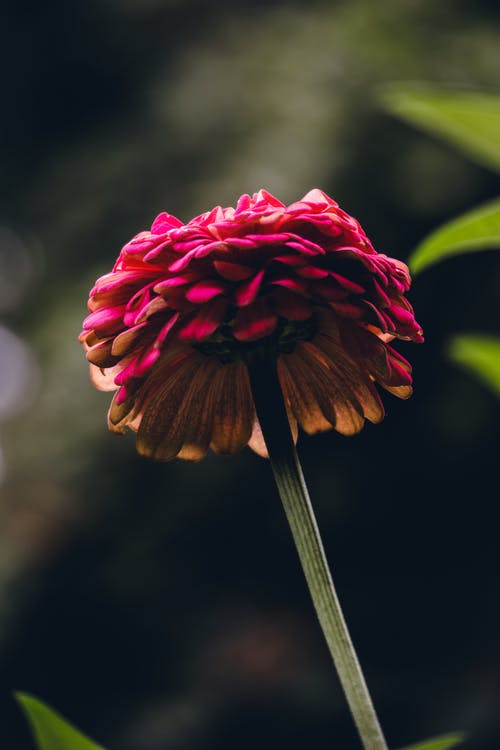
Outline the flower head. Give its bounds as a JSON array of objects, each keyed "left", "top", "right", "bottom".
[{"left": 80, "top": 189, "right": 423, "bottom": 460}]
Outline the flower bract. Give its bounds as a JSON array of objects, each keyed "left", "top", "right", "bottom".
[{"left": 80, "top": 189, "right": 423, "bottom": 460}]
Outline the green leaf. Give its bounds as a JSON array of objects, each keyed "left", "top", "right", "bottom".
[
  {"left": 449, "top": 334, "right": 500, "bottom": 397},
  {"left": 408, "top": 197, "right": 500, "bottom": 273},
  {"left": 15, "top": 693, "right": 105, "bottom": 750},
  {"left": 379, "top": 85, "right": 500, "bottom": 173},
  {"left": 398, "top": 731, "right": 465, "bottom": 750}
]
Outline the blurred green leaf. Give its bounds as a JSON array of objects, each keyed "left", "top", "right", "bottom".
[
  {"left": 398, "top": 731, "right": 465, "bottom": 750},
  {"left": 408, "top": 197, "right": 500, "bottom": 273},
  {"left": 449, "top": 334, "right": 500, "bottom": 397},
  {"left": 379, "top": 85, "right": 500, "bottom": 173},
  {"left": 15, "top": 693, "right": 105, "bottom": 750}
]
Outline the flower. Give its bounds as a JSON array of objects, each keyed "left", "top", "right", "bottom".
[{"left": 80, "top": 189, "right": 423, "bottom": 461}]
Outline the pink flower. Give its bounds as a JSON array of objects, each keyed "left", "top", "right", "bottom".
[{"left": 80, "top": 189, "right": 423, "bottom": 460}]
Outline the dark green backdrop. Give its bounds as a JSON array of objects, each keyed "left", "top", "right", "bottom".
[{"left": 1, "top": 1, "right": 499, "bottom": 748}]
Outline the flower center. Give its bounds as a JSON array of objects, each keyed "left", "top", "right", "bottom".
[{"left": 196, "top": 315, "right": 317, "bottom": 363}]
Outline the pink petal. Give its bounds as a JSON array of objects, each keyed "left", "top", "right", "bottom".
[
  {"left": 299, "top": 188, "right": 337, "bottom": 207},
  {"left": 233, "top": 299, "right": 278, "bottom": 341},
  {"left": 83, "top": 305, "right": 126, "bottom": 335},
  {"left": 226, "top": 238, "right": 259, "bottom": 249},
  {"left": 372, "top": 278, "right": 391, "bottom": 307},
  {"left": 171, "top": 237, "right": 211, "bottom": 254},
  {"left": 363, "top": 300, "right": 390, "bottom": 330},
  {"left": 153, "top": 274, "right": 198, "bottom": 293},
  {"left": 133, "top": 296, "right": 169, "bottom": 324},
  {"left": 252, "top": 189, "right": 285, "bottom": 208},
  {"left": 186, "top": 279, "right": 227, "bottom": 303},
  {"left": 330, "top": 273, "right": 365, "bottom": 294},
  {"left": 213, "top": 260, "right": 254, "bottom": 281},
  {"left": 151, "top": 212, "right": 183, "bottom": 233},
  {"left": 272, "top": 254, "right": 304, "bottom": 267},
  {"left": 270, "top": 277, "right": 308, "bottom": 296},
  {"left": 331, "top": 300, "right": 364, "bottom": 318},
  {"left": 234, "top": 269, "right": 265, "bottom": 307},
  {"left": 143, "top": 239, "right": 177, "bottom": 262},
  {"left": 178, "top": 298, "right": 228, "bottom": 341},
  {"left": 285, "top": 240, "right": 325, "bottom": 256},
  {"left": 134, "top": 347, "right": 161, "bottom": 377},
  {"left": 270, "top": 288, "right": 313, "bottom": 321},
  {"left": 388, "top": 303, "right": 416, "bottom": 326},
  {"left": 198, "top": 205, "right": 225, "bottom": 225},
  {"left": 115, "top": 354, "right": 142, "bottom": 384},
  {"left": 244, "top": 232, "right": 290, "bottom": 245},
  {"left": 155, "top": 313, "right": 180, "bottom": 347},
  {"left": 314, "top": 278, "right": 348, "bottom": 301},
  {"left": 236, "top": 194, "right": 252, "bottom": 212},
  {"left": 168, "top": 250, "right": 200, "bottom": 273},
  {"left": 115, "top": 386, "right": 129, "bottom": 406},
  {"left": 296, "top": 265, "right": 329, "bottom": 279},
  {"left": 91, "top": 270, "right": 154, "bottom": 296}
]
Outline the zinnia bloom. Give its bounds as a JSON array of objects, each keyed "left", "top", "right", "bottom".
[{"left": 80, "top": 189, "right": 423, "bottom": 461}]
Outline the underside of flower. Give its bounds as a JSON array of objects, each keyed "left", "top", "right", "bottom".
[
  {"left": 80, "top": 189, "right": 423, "bottom": 461},
  {"left": 195, "top": 315, "right": 318, "bottom": 362}
]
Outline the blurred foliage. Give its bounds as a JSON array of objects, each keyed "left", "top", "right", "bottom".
[
  {"left": 12, "top": 693, "right": 463, "bottom": 750},
  {"left": 378, "top": 87, "right": 500, "bottom": 173},
  {"left": 16, "top": 694, "right": 103, "bottom": 750},
  {"left": 380, "top": 84, "right": 500, "bottom": 401},
  {"left": 380, "top": 86, "right": 500, "bottom": 273},
  {"left": 407, "top": 197, "right": 500, "bottom": 274},
  {"left": 449, "top": 335, "right": 500, "bottom": 397},
  {"left": 399, "top": 734, "right": 465, "bottom": 750},
  {"left": 15, "top": 692, "right": 464, "bottom": 750}
]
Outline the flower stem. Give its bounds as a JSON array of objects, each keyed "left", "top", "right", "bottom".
[{"left": 246, "top": 347, "right": 389, "bottom": 750}]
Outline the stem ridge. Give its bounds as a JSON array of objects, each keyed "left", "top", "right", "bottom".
[{"left": 246, "top": 348, "right": 388, "bottom": 750}]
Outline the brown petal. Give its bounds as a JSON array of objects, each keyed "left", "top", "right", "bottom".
[
  {"left": 108, "top": 344, "right": 190, "bottom": 431},
  {"left": 315, "top": 331, "right": 384, "bottom": 424},
  {"left": 79, "top": 330, "right": 100, "bottom": 349},
  {"left": 107, "top": 391, "right": 142, "bottom": 434},
  {"left": 210, "top": 360, "right": 254, "bottom": 455},
  {"left": 111, "top": 323, "right": 148, "bottom": 357},
  {"left": 137, "top": 351, "right": 225, "bottom": 461},
  {"left": 86, "top": 339, "right": 120, "bottom": 368},
  {"left": 278, "top": 355, "right": 333, "bottom": 434},
  {"left": 176, "top": 359, "right": 226, "bottom": 461},
  {"left": 136, "top": 351, "right": 207, "bottom": 460},
  {"left": 248, "top": 419, "right": 268, "bottom": 458},
  {"left": 340, "top": 324, "right": 392, "bottom": 382},
  {"left": 89, "top": 362, "right": 126, "bottom": 392},
  {"left": 383, "top": 384, "right": 413, "bottom": 399},
  {"left": 295, "top": 341, "right": 365, "bottom": 436}
]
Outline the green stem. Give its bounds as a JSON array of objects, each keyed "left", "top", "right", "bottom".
[{"left": 246, "top": 347, "right": 389, "bottom": 750}]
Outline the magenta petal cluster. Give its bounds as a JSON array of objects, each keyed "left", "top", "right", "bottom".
[{"left": 80, "top": 189, "right": 423, "bottom": 460}]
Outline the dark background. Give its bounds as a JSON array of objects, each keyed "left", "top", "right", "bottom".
[{"left": 1, "top": 1, "right": 499, "bottom": 749}]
